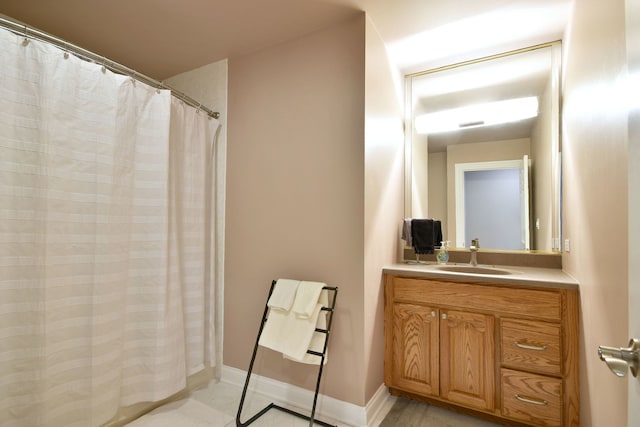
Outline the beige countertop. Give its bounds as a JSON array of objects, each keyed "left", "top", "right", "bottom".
[{"left": 383, "top": 262, "right": 579, "bottom": 290}]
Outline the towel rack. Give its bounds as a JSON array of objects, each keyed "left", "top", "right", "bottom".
[{"left": 236, "top": 280, "right": 338, "bottom": 427}]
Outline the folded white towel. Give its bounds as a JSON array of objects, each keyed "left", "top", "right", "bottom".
[
  {"left": 292, "top": 281, "right": 325, "bottom": 318},
  {"left": 267, "top": 279, "right": 300, "bottom": 311},
  {"left": 285, "top": 290, "right": 329, "bottom": 365},
  {"left": 259, "top": 303, "right": 323, "bottom": 361}
]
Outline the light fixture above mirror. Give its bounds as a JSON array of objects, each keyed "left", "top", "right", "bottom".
[{"left": 404, "top": 42, "right": 562, "bottom": 253}]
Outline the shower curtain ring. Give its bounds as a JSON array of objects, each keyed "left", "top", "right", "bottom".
[
  {"left": 22, "top": 25, "right": 29, "bottom": 46},
  {"left": 101, "top": 57, "right": 107, "bottom": 73}
]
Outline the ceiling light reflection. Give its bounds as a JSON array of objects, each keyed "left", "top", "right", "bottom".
[{"left": 415, "top": 96, "right": 539, "bottom": 134}]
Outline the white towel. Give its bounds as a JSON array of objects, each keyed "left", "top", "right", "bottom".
[
  {"left": 292, "top": 281, "right": 325, "bottom": 318},
  {"left": 259, "top": 303, "right": 323, "bottom": 361},
  {"left": 285, "top": 290, "right": 329, "bottom": 365},
  {"left": 267, "top": 279, "right": 300, "bottom": 311},
  {"left": 402, "top": 218, "right": 413, "bottom": 246}
]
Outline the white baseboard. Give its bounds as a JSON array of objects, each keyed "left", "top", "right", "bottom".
[
  {"left": 365, "top": 384, "right": 397, "bottom": 427},
  {"left": 222, "top": 365, "right": 395, "bottom": 427}
]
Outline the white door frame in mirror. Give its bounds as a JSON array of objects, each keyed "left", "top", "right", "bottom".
[{"left": 454, "top": 157, "right": 530, "bottom": 250}]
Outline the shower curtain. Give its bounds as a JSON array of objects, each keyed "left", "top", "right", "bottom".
[{"left": 0, "top": 28, "right": 220, "bottom": 426}]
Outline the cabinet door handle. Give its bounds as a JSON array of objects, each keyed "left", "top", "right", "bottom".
[
  {"left": 515, "top": 394, "right": 549, "bottom": 406},
  {"left": 441, "top": 313, "right": 447, "bottom": 320},
  {"left": 515, "top": 341, "right": 548, "bottom": 351},
  {"left": 431, "top": 311, "right": 436, "bottom": 317}
]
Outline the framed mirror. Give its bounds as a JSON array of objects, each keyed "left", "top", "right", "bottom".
[{"left": 404, "top": 42, "right": 562, "bottom": 252}]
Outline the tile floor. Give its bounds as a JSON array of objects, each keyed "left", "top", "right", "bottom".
[
  {"left": 186, "top": 379, "right": 351, "bottom": 427},
  {"left": 134, "top": 380, "right": 501, "bottom": 427},
  {"left": 379, "top": 396, "right": 501, "bottom": 427}
]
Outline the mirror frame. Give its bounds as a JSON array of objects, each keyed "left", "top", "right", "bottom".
[{"left": 403, "top": 41, "right": 563, "bottom": 254}]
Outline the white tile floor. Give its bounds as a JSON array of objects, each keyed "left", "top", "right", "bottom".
[
  {"left": 186, "top": 380, "right": 352, "bottom": 427},
  {"left": 131, "top": 380, "right": 500, "bottom": 427}
]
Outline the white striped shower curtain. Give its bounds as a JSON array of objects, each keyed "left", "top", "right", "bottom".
[{"left": 0, "top": 28, "right": 220, "bottom": 426}]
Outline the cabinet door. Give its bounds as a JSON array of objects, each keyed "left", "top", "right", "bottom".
[
  {"left": 391, "top": 302, "right": 439, "bottom": 396},
  {"left": 440, "top": 309, "right": 495, "bottom": 411}
]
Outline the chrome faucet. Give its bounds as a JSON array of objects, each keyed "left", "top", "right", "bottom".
[{"left": 469, "top": 238, "right": 480, "bottom": 266}]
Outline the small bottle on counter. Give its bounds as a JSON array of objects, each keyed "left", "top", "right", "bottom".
[{"left": 436, "top": 240, "right": 449, "bottom": 264}]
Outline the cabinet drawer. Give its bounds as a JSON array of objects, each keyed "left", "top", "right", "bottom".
[
  {"left": 501, "top": 318, "right": 561, "bottom": 376},
  {"left": 501, "top": 369, "right": 562, "bottom": 427}
]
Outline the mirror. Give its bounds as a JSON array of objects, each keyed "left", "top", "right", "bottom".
[{"left": 405, "top": 42, "right": 562, "bottom": 252}]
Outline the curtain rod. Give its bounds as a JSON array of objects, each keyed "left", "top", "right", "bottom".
[{"left": 0, "top": 15, "right": 220, "bottom": 120}]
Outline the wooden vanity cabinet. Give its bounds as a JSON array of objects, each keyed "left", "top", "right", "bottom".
[
  {"left": 384, "top": 273, "right": 579, "bottom": 427},
  {"left": 390, "top": 303, "right": 494, "bottom": 411}
]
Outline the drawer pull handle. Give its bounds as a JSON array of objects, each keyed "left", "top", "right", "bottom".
[
  {"left": 515, "top": 394, "right": 549, "bottom": 406},
  {"left": 515, "top": 341, "right": 548, "bottom": 351}
]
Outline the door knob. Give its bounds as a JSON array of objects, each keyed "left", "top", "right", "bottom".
[{"left": 598, "top": 338, "right": 640, "bottom": 378}]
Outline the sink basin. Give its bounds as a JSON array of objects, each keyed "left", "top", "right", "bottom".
[{"left": 436, "top": 265, "right": 513, "bottom": 275}]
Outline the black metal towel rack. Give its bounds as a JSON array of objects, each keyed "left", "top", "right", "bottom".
[{"left": 236, "top": 280, "right": 338, "bottom": 427}]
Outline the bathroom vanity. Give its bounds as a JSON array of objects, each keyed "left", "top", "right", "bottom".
[{"left": 383, "top": 264, "right": 579, "bottom": 427}]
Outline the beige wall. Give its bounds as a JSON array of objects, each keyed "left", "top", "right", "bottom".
[
  {"left": 562, "top": 0, "right": 629, "bottom": 425},
  {"left": 410, "top": 133, "right": 430, "bottom": 217},
  {"left": 530, "top": 73, "right": 554, "bottom": 251},
  {"left": 363, "top": 16, "right": 405, "bottom": 401},
  {"left": 225, "top": 13, "right": 397, "bottom": 407},
  {"left": 428, "top": 151, "right": 447, "bottom": 235}
]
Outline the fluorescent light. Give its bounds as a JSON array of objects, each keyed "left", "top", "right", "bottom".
[
  {"left": 388, "top": 4, "right": 571, "bottom": 73},
  {"left": 415, "top": 96, "right": 539, "bottom": 134}
]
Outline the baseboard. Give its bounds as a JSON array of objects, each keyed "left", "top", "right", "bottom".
[
  {"left": 366, "top": 384, "right": 397, "bottom": 427},
  {"left": 222, "top": 365, "right": 395, "bottom": 427}
]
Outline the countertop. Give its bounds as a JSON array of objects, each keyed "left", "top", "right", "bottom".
[{"left": 383, "top": 262, "right": 579, "bottom": 290}]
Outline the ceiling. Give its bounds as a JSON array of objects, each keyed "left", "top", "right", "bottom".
[{"left": 1, "top": 0, "right": 573, "bottom": 80}]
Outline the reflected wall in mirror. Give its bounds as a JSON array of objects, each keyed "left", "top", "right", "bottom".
[{"left": 405, "top": 42, "right": 562, "bottom": 252}]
